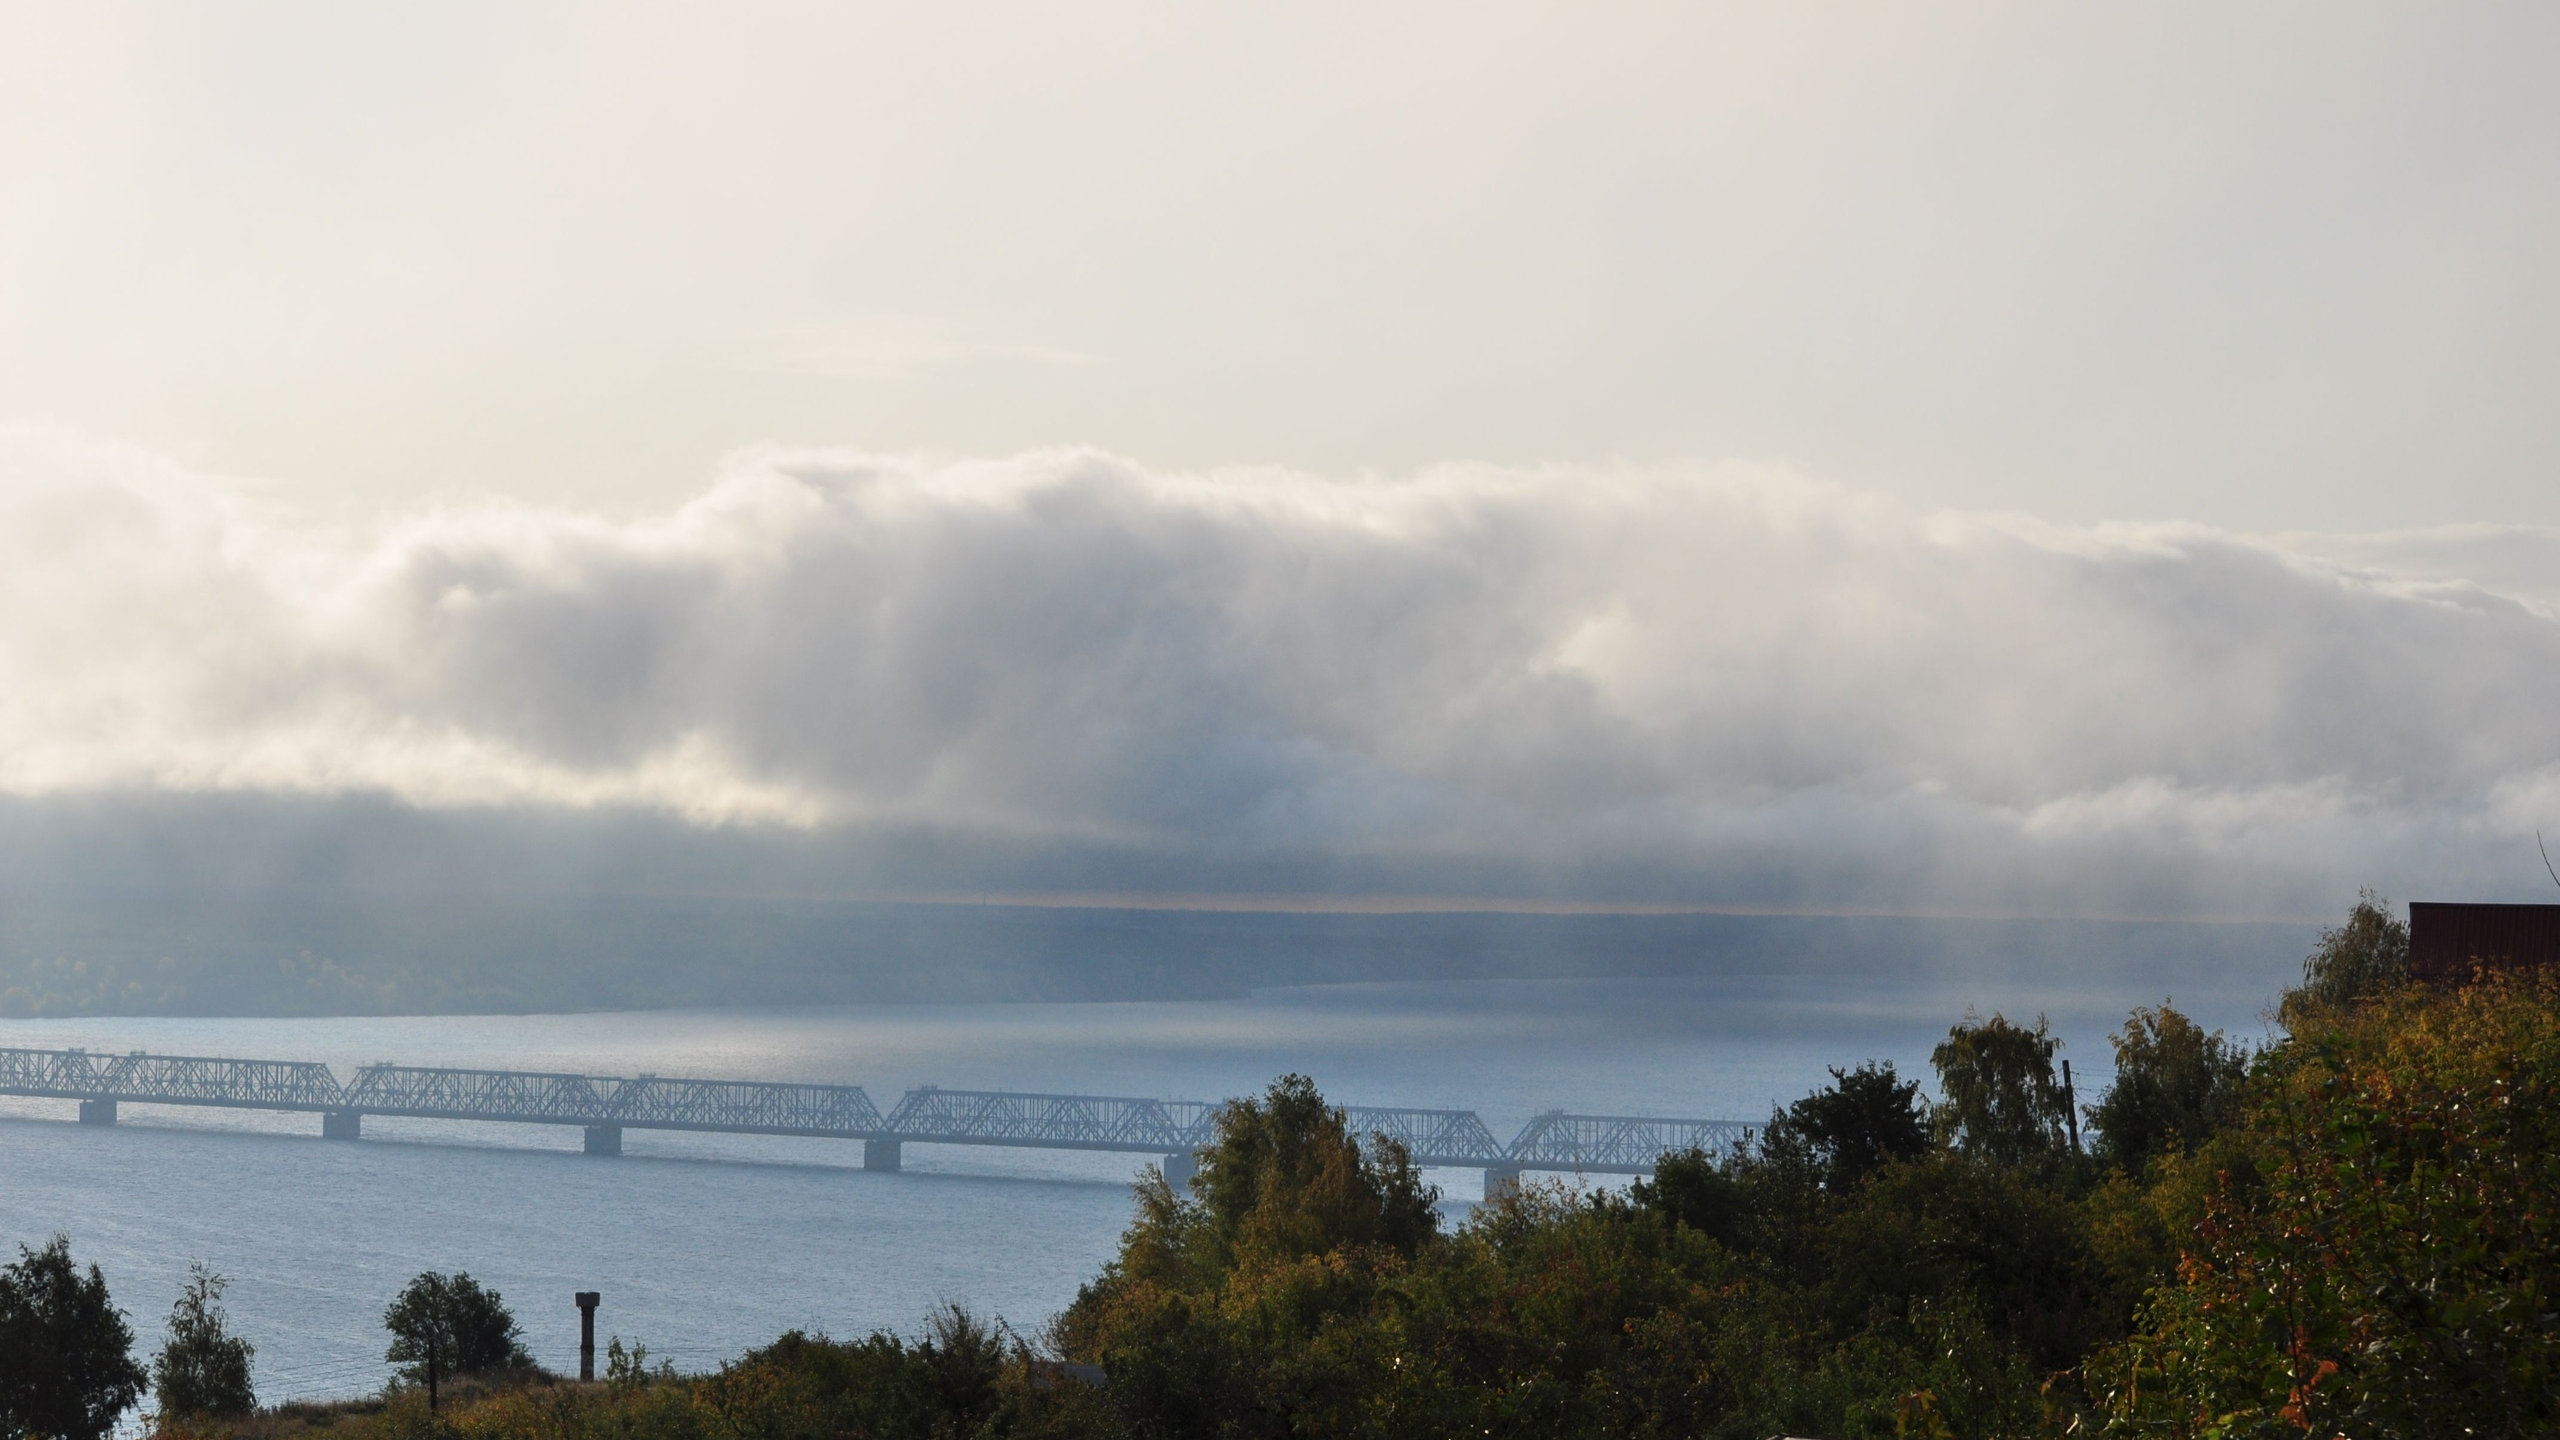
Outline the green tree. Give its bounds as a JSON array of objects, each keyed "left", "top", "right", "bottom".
[
  {"left": 2280, "top": 886, "right": 2409, "bottom": 1023},
  {"left": 1764, "top": 1060, "right": 1934, "bottom": 1192},
  {"left": 1631, "top": 1063, "right": 1932, "bottom": 1263},
  {"left": 1822, "top": 1152, "right": 2116, "bottom": 1375},
  {"left": 1627, "top": 1145, "right": 1763, "bottom": 1250},
  {"left": 152, "top": 1263, "right": 256, "bottom": 1420},
  {"left": 1931, "top": 1011, "right": 2071, "bottom": 1166},
  {"left": 1057, "top": 1075, "right": 1442, "bottom": 1438},
  {"left": 0, "top": 1234, "right": 146, "bottom": 1440},
  {"left": 384, "top": 1271, "right": 530, "bottom": 1409},
  {"left": 2086, "top": 1002, "right": 2247, "bottom": 1173}
]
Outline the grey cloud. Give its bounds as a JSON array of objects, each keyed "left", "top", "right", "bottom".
[{"left": 3, "top": 425, "right": 2556, "bottom": 915}]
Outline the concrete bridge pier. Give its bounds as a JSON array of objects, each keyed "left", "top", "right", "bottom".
[
  {"left": 864, "top": 1139, "right": 902, "bottom": 1172},
  {"left": 322, "top": 1109, "right": 363, "bottom": 1141},
  {"left": 1481, "top": 1165, "right": 1522, "bottom": 1203},
  {"left": 1159, "top": 1150, "right": 1198, "bottom": 1191},
  {"left": 583, "top": 1125, "right": 623, "bottom": 1157},
  {"left": 77, "top": 1098, "right": 116, "bottom": 1126}
]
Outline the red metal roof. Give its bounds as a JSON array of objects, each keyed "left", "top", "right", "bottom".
[{"left": 2408, "top": 902, "right": 2560, "bottom": 984}]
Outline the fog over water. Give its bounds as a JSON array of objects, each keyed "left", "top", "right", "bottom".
[
  {"left": 8, "top": 431, "right": 2560, "bottom": 920},
  {"left": 0, "top": 926, "right": 2301, "bottom": 1402}
]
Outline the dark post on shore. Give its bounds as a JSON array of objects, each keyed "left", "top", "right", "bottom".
[{"left": 576, "top": 1291, "right": 601, "bottom": 1381}]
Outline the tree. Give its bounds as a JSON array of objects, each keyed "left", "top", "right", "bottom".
[
  {"left": 2280, "top": 886, "right": 2409, "bottom": 1023},
  {"left": 153, "top": 1264, "right": 255, "bottom": 1420},
  {"left": 0, "top": 1235, "right": 146, "bottom": 1440},
  {"left": 383, "top": 1271, "right": 530, "bottom": 1408},
  {"left": 1762, "top": 1060, "right": 1933, "bottom": 1192},
  {"left": 1055, "top": 1075, "right": 1445, "bottom": 1437},
  {"left": 1931, "top": 1011, "right": 2071, "bottom": 1165},
  {"left": 2086, "top": 1002, "right": 2247, "bottom": 1173},
  {"left": 1191, "top": 1073, "right": 1440, "bottom": 1266},
  {"left": 1627, "top": 1146, "right": 1755, "bottom": 1247}
]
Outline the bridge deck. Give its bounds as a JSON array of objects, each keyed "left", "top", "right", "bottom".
[{"left": 0, "top": 1046, "right": 1745, "bottom": 1173}]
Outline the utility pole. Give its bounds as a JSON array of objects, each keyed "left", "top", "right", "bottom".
[
  {"left": 2062, "top": 1059, "right": 2081, "bottom": 1154},
  {"left": 576, "top": 1292, "right": 601, "bottom": 1382}
]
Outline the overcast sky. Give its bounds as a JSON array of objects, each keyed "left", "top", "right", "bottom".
[{"left": 2, "top": 3, "right": 2556, "bottom": 917}]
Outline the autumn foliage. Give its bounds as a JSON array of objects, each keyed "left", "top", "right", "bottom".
[{"left": 2095, "top": 971, "right": 2560, "bottom": 1436}]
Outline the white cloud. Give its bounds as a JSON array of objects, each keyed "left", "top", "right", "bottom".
[{"left": 3, "top": 423, "right": 2556, "bottom": 913}]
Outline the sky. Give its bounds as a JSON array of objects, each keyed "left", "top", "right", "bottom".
[{"left": 1, "top": 2, "right": 2556, "bottom": 919}]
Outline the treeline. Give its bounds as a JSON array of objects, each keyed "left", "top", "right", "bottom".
[
  {"left": 0, "top": 952, "right": 411, "bottom": 1019},
  {"left": 19, "top": 894, "right": 2560, "bottom": 1437}
]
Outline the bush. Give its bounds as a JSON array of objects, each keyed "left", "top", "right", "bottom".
[
  {"left": 2097, "top": 972, "right": 2560, "bottom": 1436},
  {"left": 269, "top": 1310, "right": 1106, "bottom": 1440}
]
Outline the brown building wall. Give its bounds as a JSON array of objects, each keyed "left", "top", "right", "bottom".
[{"left": 2407, "top": 902, "right": 2560, "bottom": 984}]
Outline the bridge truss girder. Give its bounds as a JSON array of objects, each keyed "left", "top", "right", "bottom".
[
  {"left": 0, "top": 1047, "right": 345, "bottom": 1112},
  {"left": 0, "top": 1046, "right": 1748, "bottom": 1173}
]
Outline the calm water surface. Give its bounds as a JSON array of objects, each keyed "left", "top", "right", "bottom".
[{"left": 0, "top": 968, "right": 2286, "bottom": 1402}]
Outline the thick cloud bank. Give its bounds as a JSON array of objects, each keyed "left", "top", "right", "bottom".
[{"left": 4, "top": 424, "right": 2556, "bottom": 914}]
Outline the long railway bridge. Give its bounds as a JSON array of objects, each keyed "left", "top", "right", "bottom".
[{"left": 0, "top": 1046, "right": 1747, "bottom": 1199}]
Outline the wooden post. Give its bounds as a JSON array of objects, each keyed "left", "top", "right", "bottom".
[{"left": 2062, "top": 1059, "right": 2081, "bottom": 1154}]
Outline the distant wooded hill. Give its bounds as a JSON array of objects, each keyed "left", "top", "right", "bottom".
[{"left": 0, "top": 892, "right": 2311, "bottom": 1017}]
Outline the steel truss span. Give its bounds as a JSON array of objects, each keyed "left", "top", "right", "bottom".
[
  {"left": 1339, "top": 1106, "right": 1509, "bottom": 1168},
  {"left": 1504, "top": 1112, "right": 1755, "bottom": 1175},
  {"left": 0, "top": 1046, "right": 1745, "bottom": 1175},
  {"left": 884, "top": 1088, "right": 1215, "bottom": 1153},
  {"left": 0, "top": 1046, "right": 344, "bottom": 1112}
]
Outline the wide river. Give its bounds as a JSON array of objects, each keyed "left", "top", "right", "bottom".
[{"left": 0, "top": 962, "right": 2292, "bottom": 1403}]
